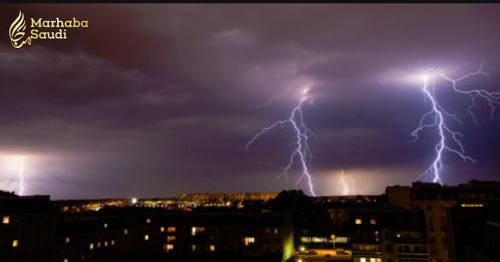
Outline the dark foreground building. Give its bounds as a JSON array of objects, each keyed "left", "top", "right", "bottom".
[
  {"left": 0, "top": 191, "right": 294, "bottom": 262},
  {"left": 446, "top": 201, "right": 500, "bottom": 262},
  {"left": 1, "top": 180, "right": 500, "bottom": 262},
  {"left": 386, "top": 180, "right": 500, "bottom": 262},
  {"left": 54, "top": 209, "right": 295, "bottom": 262},
  {"left": 0, "top": 193, "right": 56, "bottom": 262},
  {"left": 350, "top": 208, "right": 428, "bottom": 262}
]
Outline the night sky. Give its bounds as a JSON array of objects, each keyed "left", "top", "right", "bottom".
[{"left": 1, "top": 4, "right": 500, "bottom": 199}]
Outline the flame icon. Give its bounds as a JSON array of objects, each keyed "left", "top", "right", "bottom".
[{"left": 9, "top": 11, "right": 31, "bottom": 48}]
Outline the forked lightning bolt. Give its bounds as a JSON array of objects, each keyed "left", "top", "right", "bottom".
[
  {"left": 246, "top": 87, "right": 316, "bottom": 196},
  {"left": 411, "top": 76, "right": 474, "bottom": 184},
  {"left": 412, "top": 65, "right": 500, "bottom": 184},
  {"left": 438, "top": 65, "right": 500, "bottom": 123}
]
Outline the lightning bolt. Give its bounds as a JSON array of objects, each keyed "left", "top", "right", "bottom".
[
  {"left": 338, "top": 170, "right": 355, "bottom": 196},
  {"left": 411, "top": 65, "right": 500, "bottom": 184},
  {"left": 339, "top": 170, "right": 350, "bottom": 195},
  {"left": 246, "top": 87, "right": 316, "bottom": 196},
  {"left": 437, "top": 64, "right": 500, "bottom": 123},
  {"left": 18, "top": 156, "right": 25, "bottom": 195}
]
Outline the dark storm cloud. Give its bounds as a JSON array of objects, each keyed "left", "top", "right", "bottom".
[{"left": 0, "top": 4, "right": 499, "bottom": 198}]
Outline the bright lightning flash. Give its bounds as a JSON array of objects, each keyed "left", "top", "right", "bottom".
[
  {"left": 338, "top": 170, "right": 356, "bottom": 196},
  {"left": 339, "top": 170, "right": 350, "bottom": 195},
  {"left": 411, "top": 65, "right": 500, "bottom": 184},
  {"left": 17, "top": 156, "right": 26, "bottom": 195},
  {"left": 246, "top": 87, "right": 316, "bottom": 196}
]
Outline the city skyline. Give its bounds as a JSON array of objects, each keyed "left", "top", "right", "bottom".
[{"left": 0, "top": 5, "right": 500, "bottom": 199}]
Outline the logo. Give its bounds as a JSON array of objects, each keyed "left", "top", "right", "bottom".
[
  {"left": 9, "top": 11, "right": 31, "bottom": 48},
  {"left": 8, "top": 10, "right": 89, "bottom": 49}
]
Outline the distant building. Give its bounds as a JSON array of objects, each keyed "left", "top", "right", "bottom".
[
  {"left": 54, "top": 199, "right": 128, "bottom": 212},
  {"left": 177, "top": 192, "right": 278, "bottom": 204}
]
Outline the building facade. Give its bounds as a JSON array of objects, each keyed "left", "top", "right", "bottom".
[{"left": 386, "top": 180, "right": 500, "bottom": 262}]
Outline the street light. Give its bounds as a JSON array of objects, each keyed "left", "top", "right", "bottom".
[{"left": 331, "top": 234, "right": 336, "bottom": 254}]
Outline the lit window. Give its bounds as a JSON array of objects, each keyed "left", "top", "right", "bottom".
[
  {"left": 210, "top": 244, "right": 215, "bottom": 251},
  {"left": 370, "top": 219, "right": 376, "bottom": 225},
  {"left": 89, "top": 243, "right": 94, "bottom": 250},
  {"left": 191, "top": 227, "right": 205, "bottom": 236},
  {"left": 191, "top": 245, "right": 197, "bottom": 251},
  {"left": 64, "top": 259, "right": 69, "bottom": 262},
  {"left": 274, "top": 228, "right": 279, "bottom": 235},
  {"left": 300, "top": 237, "right": 312, "bottom": 243},
  {"left": 360, "top": 258, "right": 366, "bottom": 262},
  {"left": 160, "top": 227, "right": 165, "bottom": 232},
  {"left": 164, "top": 243, "right": 174, "bottom": 252},
  {"left": 123, "top": 229, "right": 128, "bottom": 235},
  {"left": 104, "top": 241, "right": 108, "bottom": 247},
  {"left": 111, "top": 240, "right": 115, "bottom": 246},
  {"left": 167, "top": 226, "right": 176, "bottom": 233},
  {"left": 144, "top": 235, "right": 149, "bottom": 241},
  {"left": 146, "top": 218, "right": 151, "bottom": 224},
  {"left": 2, "top": 216, "right": 10, "bottom": 224},
  {"left": 376, "top": 259, "right": 382, "bottom": 262},
  {"left": 370, "top": 258, "right": 376, "bottom": 262},
  {"left": 97, "top": 242, "right": 101, "bottom": 248},
  {"left": 167, "top": 235, "right": 176, "bottom": 242},
  {"left": 243, "top": 237, "right": 255, "bottom": 246},
  {"left": 355, "top": 218, "right": 362, "bottom": 225},
  {"left": 12, "top": 240, "right": 19, "bottom": 248},
  {"left": 65, "top": 237, "right": 70, "bottom": 244},
  {"left": 104, "top": 223, "right": 108, "bottom": 229},
  {"left": 461, "top": 203, "right": 484, "bottom": 208}
]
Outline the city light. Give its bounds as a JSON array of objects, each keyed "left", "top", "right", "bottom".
[
  {"left": 243, "top": 237, "right": 256, "bottom": 246},
  {"left": 460, "top": 203, "right": 484, "bottom": 207},
  {"left": 164, "top": 244, "right": 174, "bottom": 252}
]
